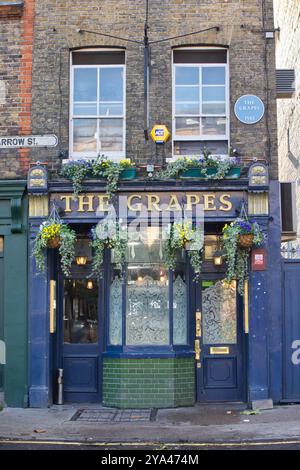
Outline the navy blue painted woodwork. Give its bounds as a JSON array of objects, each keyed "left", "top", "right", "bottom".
[
  {"left": 195, "top": 275, "right": 245, "bottom": 402},
  {"left": 283, "top": 261, "right": 300, "bottom": 401}
]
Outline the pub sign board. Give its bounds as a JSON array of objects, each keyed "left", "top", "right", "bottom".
[{"left": 50, "top": 191, "right": 246, "bottom": 219}]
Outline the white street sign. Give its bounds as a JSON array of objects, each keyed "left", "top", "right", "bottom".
[{"left": 0, "top": 135, "right": 58, "bottom": 148}]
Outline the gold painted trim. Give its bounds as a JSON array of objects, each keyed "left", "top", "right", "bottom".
[
  {"left": 49, "top": 280, "right": 56, "bottom": 334},
  {"left": 244, "top": 279, "right": 249, "bottom": 334},
  {"left": 210, "top": 346, "right": 229, "bottom": 355}
]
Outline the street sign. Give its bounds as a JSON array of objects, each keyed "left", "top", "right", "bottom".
[
  {"left": 150, "top": 125, "right": 170, "bottom": 144},
  {"left": 0, "top": 134, "right": 58, "bottom": 148},
  {"left": 234, "top": 95, "right": 265, "bottom": 125}
]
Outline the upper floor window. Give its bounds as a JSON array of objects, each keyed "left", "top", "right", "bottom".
[
  {"left": 70, "top": 50, "right": 126, "bottom": 160},
  {"left": 172, "top": 48, "right": 229, "bottom": 158}
]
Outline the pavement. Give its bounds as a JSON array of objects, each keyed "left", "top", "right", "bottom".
[{"left": 1, "top": 402, "right": 300, "bottom": 449}]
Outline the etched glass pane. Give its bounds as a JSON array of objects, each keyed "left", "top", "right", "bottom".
[
  {"left": 64, "top": 279, "right": 98, "bottom": 344},
  {"left": 126, "top": 228, "right": 169, "bottom": 345},
  {"left": 202, "top": 280, "right": 237, "bottom": 345},
  {"left": 109, "top": 272, "right": 122, "bottom": 345},
  {"left": 173, "top": 252, "right": 187, "bottom": 344}
]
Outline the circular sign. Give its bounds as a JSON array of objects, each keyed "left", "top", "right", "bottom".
[{"left": 234, "top": 95, "right": 265, "bottom": 125}]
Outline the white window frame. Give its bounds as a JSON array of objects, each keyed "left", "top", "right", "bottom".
[
  {"left": 171, "top": 48, "right": 230, "bottom": 160},
  {"left": 69, "top": 51, "right": 126, "bottom": 161}
]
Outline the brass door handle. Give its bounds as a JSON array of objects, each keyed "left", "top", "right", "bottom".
[
  {"left": 196, "top": 310, "right": 202, "bottom": 337},
  {"left": 195, "top": 339, "right": 201, "bottom": 360}
]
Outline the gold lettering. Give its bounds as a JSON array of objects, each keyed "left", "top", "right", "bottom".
[
  {"left": 60, "top": 195, "right": 73, "bottom": 213},
  {"left": 77, "top": 195, "right": 94, "bottom": 212},
  {"left": 96, "top": 195, "right": 110, "bottom": 212},
  {"left": 127, "top": 194, "right": 142, "bottom": 211},
  {"left": 203, "top": 194, "right": 216, "bottom": 211},
  {"left": 186, "top": 194, "right": 200, "bottom": 211},
  {"left": 219, "top": 194, "right": 232, "bottom": 212},
  {"left": 166, "top": 195, "right": 182, "bottom": 211},
  {"left": 147, "top": 194, "right": 161, "bottom": 212}
]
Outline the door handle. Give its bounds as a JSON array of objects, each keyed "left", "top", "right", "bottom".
[
  {"left": 195, "top": 339, "right": 201, "bottom": 360},
  {"left": 196, "top": 310, "right": 202, "bottom": 337}
]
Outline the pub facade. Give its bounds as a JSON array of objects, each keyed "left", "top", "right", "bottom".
[{"left": 2, "top": 1, "right": 283, "bottom": 408}]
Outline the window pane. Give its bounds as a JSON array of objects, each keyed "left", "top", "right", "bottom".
[
  {"left": 175, "top": 66, "right": 199, "bottom": 85},
  {"left": 74, "top": 68, "right": 97, "bottom": 101},
  {"left": 73, "top": 103, "right": 97, "bottom": 116},
  {"left": 73, "top": 119, "right": 97, "bottom": 152},
  {"left": 202, "top": 67, "right": 225, "bottom": 85},
  {"left": 174, "top": 140, "right": 228, "bottom": 156},
  {"left": 202, "top": 117, "right": 226, "bottom": 135},
  {"left": 99, "top": 118, "right": 123, "bottom": 151},
  {"left": 202, "top": 280, "right": 237, "bottom": 345},
  {"left": 173, "top": 252, "right": 187, "bottom": 345},
  {"left": 202, "top": 86, "right": 225, "bottom": 101},
  {"left": 202, "top": 102, "right": 226, "bottom": 114},
  {"left": 100, "top": 67, "right": 123, "bottom": 101},
  {"left": 99, "top": 103, "right": 123, "bottom": 116},
  {"left": 176, "top": 117, "right": 200, "bottom": 136},
  {"left": 109, "top": 267, "right": 122, "bottom": 345},
  {"left": 175, "top": 102, "right": 199, "bottom": 115},
  {"left": 126, "top": 228, "right": 169, "bottom": 345},
  {"left": 176, "top": 86, "right": 199, "bottom": 102},
  {"left": 64, "top": 279, "right": 98, "bottom": 344}
]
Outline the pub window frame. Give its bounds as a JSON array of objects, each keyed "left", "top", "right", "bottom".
[
  {"left": 69, "top": 49, "right": 126, "bottom": 161},
  {"left": 171, "top": 47, "right": 230, "bottom": 159}
]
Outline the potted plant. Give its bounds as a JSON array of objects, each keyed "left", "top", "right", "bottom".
[
  {"left": 201, "top": 147, "right": 240, "bottom": 180},
  {"left": 225, "top": 147, "right": 241, "bottom": 179},
  {"left": 60, "top": 159, "right": 94, "bottom": 198},
  {"left": 165, "top": 221, "right": 204, "bottom": 279},
  {"left": 159, "top": 157, "right": 202, "bottom": 179},
  {"left": 119, "top": 159, "right": 137, "bottom": 180},
  {"left": 90, "top": 218, "right": 127, "bottom": 278},
  {"left": 222, "top": 218, "right": 265, "bottom": 294},
  {"left": 33, "top": 218, "right": 76, "bottom": 277}
]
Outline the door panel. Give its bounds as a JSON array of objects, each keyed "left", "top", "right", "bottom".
[
  {"left": 196, "top": 277, "right": 245, "bottom": 402},
  {"left": 61, "top": 278, "right": 102, "bottom": 402}
]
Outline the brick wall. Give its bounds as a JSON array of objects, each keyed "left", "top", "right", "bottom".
[
  {"left": 0, "top": 0, "right": 34, "bottom": 178},
  {"left": 274, "top": 0, "right": 300, "bottom": 243},
  {"left": 103, "top": 357, "right": 195, "bottom": 408},
  {"left": 0, "top": 1, "right": 278, "bottom": 180}
]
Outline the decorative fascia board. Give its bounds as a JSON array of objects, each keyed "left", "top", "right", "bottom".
[{"left": 0, "top": 180, "right": 26, "bottom": 234}]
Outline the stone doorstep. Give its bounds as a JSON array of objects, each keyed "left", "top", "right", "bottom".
[{"left": 252, "top": 399, "right": 274, "bottom": 411}]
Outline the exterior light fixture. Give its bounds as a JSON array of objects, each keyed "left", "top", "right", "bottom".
[
  {"left": 87, "top": 280, "right": 94, "bottom": 290},
  {"left": 213, "top": 236, "right": 223, "bottom": 266},
  {"left": 76, "top": 256, "right": 87, "bottom": 265}
]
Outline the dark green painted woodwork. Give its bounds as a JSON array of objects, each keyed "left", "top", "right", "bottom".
[
  {"left": 0, "top": 256, "right": 3, "bottom": 391},
  {"left": 103, "top": 358, "right": 195, "bottom": 408},
  {"left": 0, "top": 181, "right": 28, "bottom": 407}
]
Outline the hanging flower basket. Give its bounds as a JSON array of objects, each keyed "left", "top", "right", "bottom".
[
  {"left": 47, "top": 236, "right": 61, "bottom": 249},
  {"left": 33, "top": 205, "right": 77, "bottom": 277},
  {"left": 237, "top": 233, "right": 254, "bottom": 249}
]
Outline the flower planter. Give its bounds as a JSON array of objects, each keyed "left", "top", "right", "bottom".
[
  {"left": 180, "top": 168, "right": 203, "bottom": 178},
  {"left": 119, "top": 168, "right": 137, "bottom": 180},
  {"left": 204, "top": 167, "right": 218, "bottom": 177},
  {"left": 238, "top": 233, "right": 254, "bottom": 249},
  {"left": 47, "top": 236, "right": 61, "bottom": 249},
  {"left": 225, "top": 167, "right": 241, "bottom": 179}
]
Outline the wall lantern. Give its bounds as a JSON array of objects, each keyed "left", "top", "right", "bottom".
[
  {"left": 76, "top": 256, "right": 87, "bottom": 265},
  {"left": 248, "top": 162, "right": 269, "bottom": 191},
  {"left": 87, "top": 280, "right": 94, "bottom": 290},
  {"left": 75, "top": 238, "right": 91, "bottom": 265},
  {"left": 213, "top": 236, "right": 223, "bottom": 266}
]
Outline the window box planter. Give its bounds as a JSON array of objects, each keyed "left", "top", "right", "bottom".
[
  {"left": 180, "top": 168, "right": 203, "bottom": 178},
  {"left": 119, "top": 168, "right": 137, "bottom": 180},
  {"left": 204, "top": 167, "right": 218, "bottom": 177},
  {"left": 225, "top": 167, "right": 241, "bottom": 179}
]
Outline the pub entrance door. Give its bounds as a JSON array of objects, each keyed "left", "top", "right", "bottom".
[
  {"left": 195, "top": 274, "right": 246, "bottom": 402},
  {"left": 56, "top": 269, "right": 104, "bottom": 403}
]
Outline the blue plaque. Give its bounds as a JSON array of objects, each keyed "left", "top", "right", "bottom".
[{"left": 234, "top": 95, "right": 265, "bottom": 125}]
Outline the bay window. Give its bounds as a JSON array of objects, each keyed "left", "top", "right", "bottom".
[
  {"left": 70, "top": 50, "right": 125, "bottom": 159},
  {"left": 172, "top": 48, "right": 229, "bottom": 157}
]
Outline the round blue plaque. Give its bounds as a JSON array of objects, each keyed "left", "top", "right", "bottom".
[{"left": 234, "top": 95, "right": 265, "bottom": 125}]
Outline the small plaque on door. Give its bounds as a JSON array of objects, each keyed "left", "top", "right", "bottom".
[{"left": 210, "top": 346, "right": 230, "bottom": 355}]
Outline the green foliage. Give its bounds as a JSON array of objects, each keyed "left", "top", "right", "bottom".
[
  {"left": 33, "top": 219, "right": 76, "bottom": 277},
  {"left": 90, "top": 219, "right": 127, "bottom": 277},
  {"left": 164, "top": 221, "right": 204, "bottom": 280},
  {"left": 222, "top": 219, "right": 265, "bottom": 295},
  {"left": 159, "top": 157, "right": 201, "bottom": 179}
]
